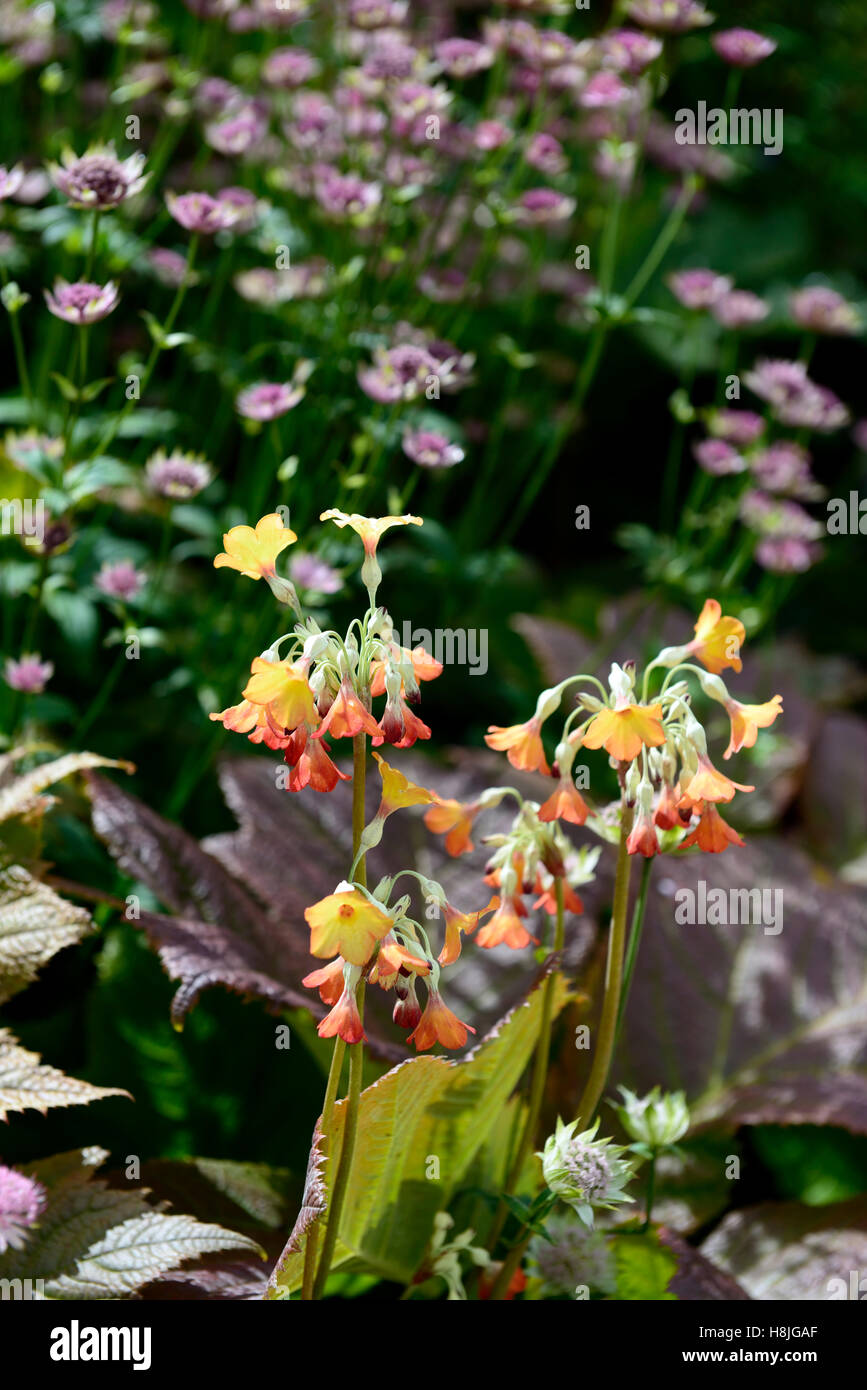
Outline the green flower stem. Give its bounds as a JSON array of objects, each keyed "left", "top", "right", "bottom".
[
  {"left": 1, "top": 265, "right": 35, "bottom": 422},
  {"left": 615, "top": 854, "right": 653, "bottom": 1049},
  {"left": 89, "top": 234, "right": 198, "bottom": 461},
  {"left": 576, "top": 801, "right": 635, "bottom": 1128},
  {"left": 621, "top": 174, "right": 699, "bottom": 313},
  {"left": 308, "top": 731, "right": 368, "bottom": 1299},
  {"left": 643, "top": 1151, "right": 657, "bottom": 1232},
  {"left": 488, "top": 878, "right": 565, "bottom": 1253}
]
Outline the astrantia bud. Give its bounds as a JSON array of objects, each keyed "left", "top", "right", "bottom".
[
  {"left": 613, "top": 1086, "right": 690, "bottom": 1149},
  {"left": 539, "top": 1117, "right": 637, "bottom": 1227}
]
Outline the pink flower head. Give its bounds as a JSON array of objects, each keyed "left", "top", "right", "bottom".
[
  {"left": 513, "top": 187, "right": 576, "bottom": 224},
  {"left": 602, "top": 28, "right": 663, "bottom": 75},
  {"left": 0, "top": 165, "right": 24, "bottom": 200},
  {"left": 435, "top": 37, "right": 495, "bottom": 78},
  {"left": 362, "top": 36, "right": 419, "bottom": 82},
  {"left": 755, "top": 536, "right": 821, "bottom": 574},
  {"left": 402, "top": 427, "right": 465, "bottom": 469},
  {"left": 525, "top": 132, "right": 567, "bottom": 176},
  {"left": 667, "top": 268, "right": 732, "bottom": 309},
  {"left": 789, "top": 286, "right": 860, "bottom": 336},
  {"left": 739, "top": 489, "right": 823, "bottom": 541},
  {"left": 263, "top": 46, "right": 319, "bottom": 87},
  {"left": 474, "top": 119, "right": 513, "bottom": 151},
  {"left": 44, "top": 278, "right": 119, "bottom": 325},
  {"left": 706, "top": 408, "right": 765, "bottom": 446},
  {"left": 358, "top": 344, "right": 439, "bottom": 404},
  {"left": 217, "top": 186, "right": 260, "bottom": 233},
  {"left": 289, "top": 552, "right": 342, "bottom": 594},
  {"left": 626, "top": 0, "right": 714, "bottom": 33},
  {"left": 312, "top": 165, "right": 381, "bottom": 220},
  {"left": 580, "top": 71, "right": 631, "bottom": 109},
  {"left": 4, "top": 653, "right": 54, "bottom": 693},
  {"left": 0, "top": 1165, "right": 46, "bottom": 1253},
  {"left": 48, "top": 142, "right": 148, "bottom": 209},
  {"left": 95, "top": 559, "right": 146, "bottom": 600},
  {"left": 165, "top": 190, "right": 239, "bottom": 234},
  {"left": 348, "top": 0, "right": 407, "bottom": 27},
  {"left": 147, "top": 246, "right": 193, "bottom": 287},
  {"left": 145, "top": 448, "right": 212, "bottom": 499},
  {"left": 750, "top": 442, "right": 822, "bottom": 500},
  {"left": 711, "top": 28, "right": 777, "bottom": 68},
  {"left": 236, "top": 380, "right": 305, "bottom": 421},
  {"left": 693, "top": 438, "right": 746, "bottom": 476},
  {"left": 744, "top": 359, "right": 850, "bottom": 432},
  {"left": 204, "top": 103, "right": 268, "bottom": 157},
  {"left": 711, "top": 290, "right": 770, "bottom": 329},
  {"left": 417, "top": 266, "right": 468, "bottom": 302}
]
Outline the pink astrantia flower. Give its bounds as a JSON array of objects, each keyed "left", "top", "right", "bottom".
[
  {"left": 711, "top": 290, "right": 770, "bottom": 329},
  {"left": 349, "top": 0, "right": 407, "bottom": 27},
  {"left": 601, "top": 28, "right": 663, "bottom": 74},
  {"left": 0, "top": 165, "right": 24, "bottom": 200},
  {"left": 204, "top": 103, "right": 268, "bottom": 156},
  {"left": 435, "top": 37, "right": 495, "bottom": 78},
  {"left": 44, "top": 278, "right": 119, "bottom": 325},
  {"left": 755, "top": 536, "right": 821, "bottom": 573},
  {"left": 667, "top": 268, "right": 732, "bottom": 309},
  {"left": 512, "top": 187, "right": 576, "bottom": 224},
  {"left": 474, "top": 119, "right": 512, "bottom": 151},
  {"left": 4, "top": 653, "right": 54, "bottom": 693},
  {"left": 693, "top": 439, "right": 746, "bottom": 476},
  {"left": 263, "top": 46, "right": 319, "bottom": 86},
  {"left": 48, "top": 142, "right": 148, "bottom": 209},
  {"left": 744, "top": 359, "right": 850, "bottom": 432},
  {"left": 789, "top": 286, "right": 860, "bottom": 336},
  {"left": 236, "top": 380, "right": 306, "bottom": 421},
  {"left": 145, "top": 448, "right": 212, "bottom": 499},
  {"left": 0, "top": 1166, "right": 46, "bottom": 1253},
  {"left": 579, "top": 71, "right": 631, "bottom": 109},
  {"left": 739, "top": 489, "right": 823, "bottom": 541},
  {"left": 750, "top": 442, "right": 823, "bottom": 500},
  {"left": 289, "top": 552, "right": 342, "bottom": 594},
  {"left": 312, "top": 165, "right": 381, "bottom": 220},
  {"left": 626, "top": 0, "right": 714, "bottom": 33},
  {"left": 95, "top": 560, "right": 146, "bottom": 600},
  {"left": 706, "top": 408, "right": 766, "bottom": 445},
  {"left": 147, "top": 246, "right": 193, "bottom": 287},
  {"left": 217, "top": 186, "right": 260, "bottom": 233},
  {"left": 525, "top": 132, "right": 567, "bottom": 176},
  {"left": 358, "top": 344, "right": 440, "bottom": 404},
  {"left": 711, "top": 28, "right": 777, "bottom": 67},
  {"left": 402, "top": 427, "right": 465, "bottom": 469},
  {"left": 165, "top": 190, "right": 239, "bottom": 233}
]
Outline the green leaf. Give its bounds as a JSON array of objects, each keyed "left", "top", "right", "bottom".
[
  {"left": 79, "top": 377, "right": 116, "bottom": 404},
  {"left": 49, "top": 370, "right": 80, "bottom": 403},
  {"left": 0, "top": 866, "right": 93, "bottom": 1003},
  {"left": 43, "top": 586, "right": 99, "bottom": 646},
  {"left": 610, "top": 1231, "right": 679, "bottom": 1301},
  {"left": 0, "top": 1028, "right": 129, "bottom": 1118},
  {"left": 267, "top": 971, "right": 569, "bottom": 1295},
  {"left": 0, "top": 750, "right": 133, "bottom": 825}
]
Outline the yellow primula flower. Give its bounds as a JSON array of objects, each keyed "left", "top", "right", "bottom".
[
  {"left": 305, "top": 885, "right": 394, "bottom": 966},
  {"left": 372, "top": 752, "right": 435, "bottom": 816},
  {"left": 214, "top": 512, "right": 297, "bottom": 580},
  {"left": 243, "top": 657, "right": 318, "bottom": 732},
  {"left": 319, "top": 509, "right": 422, "bottom": 556}
]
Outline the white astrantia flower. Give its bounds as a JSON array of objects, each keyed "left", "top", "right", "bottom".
[
  {"left": 613, "top": 1086, "right": 690, "bottom": 1150},
  {"left": 540, "top": 1117, "right": 638, "bottom": 1227}
]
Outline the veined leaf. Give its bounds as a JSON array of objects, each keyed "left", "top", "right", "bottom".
[
  {"left": 700, "top": 1198, "right": 867, "bottom": 1301},
  {"left": 0, "top": 867, "right": 93, "bottom": 1003},
  {"left": 0, "top": 1029, "right": 129, "bottom": 1119},
  {"left": 267, "top": 971, "right": 569, "bottom": 1296},
  {"left": 0, "top": 749, "right": 133, "bottom": 825}
]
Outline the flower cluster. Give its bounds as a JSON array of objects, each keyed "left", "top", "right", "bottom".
[{"left": 426, "top": 599, "right": 782, "bottom": 874}]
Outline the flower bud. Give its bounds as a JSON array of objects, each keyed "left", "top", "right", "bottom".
[{"left": 613, "top": 1086, "right": 690, "bottom": 1149}]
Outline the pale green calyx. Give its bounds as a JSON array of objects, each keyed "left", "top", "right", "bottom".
[
  {"left": 613, "top": 1086, "right": 690, "bottom": 1149},
  {"left": 539, "top": 1117, "right": 637, "bottom": 1228}
]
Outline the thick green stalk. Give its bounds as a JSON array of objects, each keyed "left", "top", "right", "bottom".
[
  {"left": 575, "top": 802, "right": 635, "bottom": 1127},
  {"left": 615, "top": 854, "right": 653, "bottom": 1048},
  {"left": 307, "top": 732, "right": 368, "bottom": 1299}
]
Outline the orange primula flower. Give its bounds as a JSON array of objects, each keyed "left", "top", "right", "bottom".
[
  {"left": 682, "top": 753, "right": 754, "bottom": 804},
  {"left": 208, "top": 697, "right": 288, "bottom": 749},
  {"left": 626, "top": 807, "right": 660, "bottom": 858},
  {"left": 723, "top": 694, "right": 783, "bottom": 759},
  {"left": 214, "top": 512, "right": 296, "bottom": 580},
  {"left": 476, "top": 895, "right": 537, "bottom": 951},
  {"left": 370, "top": 645, "right": 443, "bottom": 696},
  {"left": 372, "top": 753, "right": 435, "bottom": 816},
  {"left": 653, "top": 781, "right": 682, "bottom": 830},
  {"left": 438, "top": 896, "right": 498, "bottom": 965},
  {"left": 302, "top": 956, "right": 346, "bottom": 1006},
  {"left": 679, "top": 802, "right": 745, "bottom": 853},
  {"left": 685, "top": 599, "right": 745, "bottom": 675},
  {"left": 373, "top": 697, "right": 431, "bottom": 749},
  {"left": 538, "top": 777, "right": 589, "bottom": 825},
  {"left": 320, "top": 509, "right": 423, "bottom": 557},
  {"left": 485, "top": 716, "right": 550, "bottom": 774},
  {"left": 407, "top": 987, "right": 476, "bottom": 1051},
  {"left": 304, "top": 886, "right": 393, "bottom": 966},
  {"left": 581, "top": 703, "right": 665, "bottom": 763},
  {"left": 531, "top": 875, "right": 584, "bottom": 916},
  {"left": 314, "top": 678, "right": 381, "bottom": 740},
  {"left": 317, "top": 985, "right": 366, "bottom": 1044},
  {"left": 285, "top": 727, "right": 350, "bottom": 793},
  {"left": 370, "top": 935, "right": 430, "bottom": 986},
  {"left": 243, "top": 658, "right": 319, "bottom": 733},
  {"left": 424, "top": 797, "right": 479, "bottom": 857}
]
